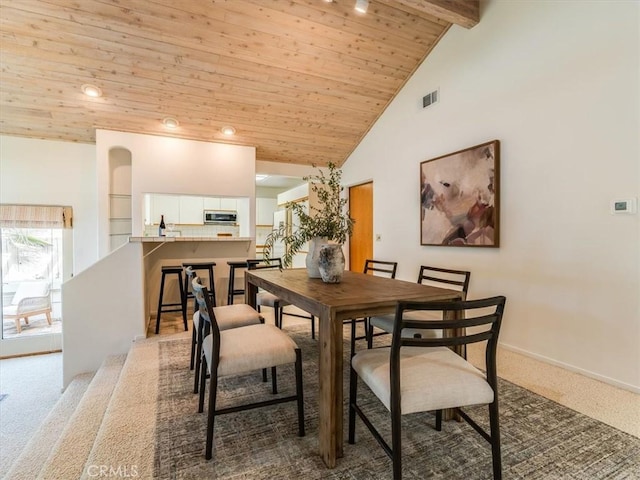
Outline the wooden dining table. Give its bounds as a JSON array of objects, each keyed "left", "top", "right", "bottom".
[{"left": 245, "top": 268, "right": 463, "bottom": 468}]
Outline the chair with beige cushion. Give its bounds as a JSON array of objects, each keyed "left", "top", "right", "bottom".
[
  {"left": 193, "top": 277, "right": 305, "bottom": 460},
  {"left": 187, "top": 267, "right": 263, "bottom": 394},
  {"left": 349, "top": 296, "right": 506, "bottom": 479},
  {"left": 367, "top": 265, "right": 470, "bottom": 348},
  {"left": 2, "top": 281, "right": 52, "bottom": 333}
]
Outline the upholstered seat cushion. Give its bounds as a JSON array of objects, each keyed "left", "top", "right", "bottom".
[
  {"left": 213, "top": 304, "right": 262, "bottom": 329},
  {"left": 369, "top": 310, "right": 443, "bottom": 339},
  {"left": 256, "top": 291, "right": 290, "bottom": 308},
  {"left": 203, "top": 324, "right": 298, "bottom": 377},
  {"left": 194, "top": 304, "right": 261, "bottom": 332},
  {"left": 352, "top": 346, "right": 494, "bottom": 414}
]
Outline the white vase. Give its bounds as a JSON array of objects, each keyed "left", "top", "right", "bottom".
[
  {"left": 318, "top": 244, "right": 345, "bottom": 283},
  {"left": 306, "top": 237, "right": 327, "bottom": 278}
]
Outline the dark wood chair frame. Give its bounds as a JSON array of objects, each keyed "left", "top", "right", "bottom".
[
  {"left": 349, "top": 259, "right": 398, "bottom": 356},
  {"left": 349, "top": 296, "right": 506, "bottom": 480},
  {"left": 366, "top": 265, "right": 470, "bottom": 349},
  {"left": 247, "top": 258, "right": 285, "bottom": 329},
  {"left": 194, "top": 278, "right": 305, "bottom": 460},
  {"left": 190, "top": 268, "right": 268, "bottom": 395},
  {"left": 185, "top": 265, "right": 217, "bottom": 372},
  {"left": 249, "top": 258, "right": 317, "bottom": 339}
]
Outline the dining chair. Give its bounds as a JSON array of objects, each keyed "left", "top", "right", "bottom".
[
  {"left": 349, "top": 296, "right": 506, "bottom": 479},
  {"left": 186, "top": 267, "right": 263, "bottom": 395},
  {"left": 349, "top": 259, "right": 398, "bottom": 356},
  {"left": 366, "top": 265, "right": 470, "bottom": 348},
  {"left": 193, "top": 277, "right": 305, "bottom": 460},
  {"left": 248, "top": 258, "right": 317, "bottom": 339}
]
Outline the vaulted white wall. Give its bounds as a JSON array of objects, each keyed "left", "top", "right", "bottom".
[{"left": 342, "top": 0, "right": 640, "bottom": 391}]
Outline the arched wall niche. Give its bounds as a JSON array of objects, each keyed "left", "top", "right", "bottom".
[{"left": 108, "top": 147, "right": 132, "bottom": 251}]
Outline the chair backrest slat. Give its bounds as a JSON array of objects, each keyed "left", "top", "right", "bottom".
[
  {"left": 391, "top": 295, "right": 506, "bottom": 353},
  {"left": 192, "top": 276, "right": 221, "bottom": 339},
  {"left": 417, "top": 265, "right": 471, "bottom": 296},
  {"left": 247, "top": 258, "right": 283, "bottom": 270},
  {"left": 363, "top": 259, "right": 398, "bottom": 279}
]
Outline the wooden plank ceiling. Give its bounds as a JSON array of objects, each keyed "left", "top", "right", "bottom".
[{"left": 0, "top": 0, "right": 478, "bottom": 166}]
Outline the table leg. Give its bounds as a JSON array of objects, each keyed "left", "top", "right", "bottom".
[
  {"left": 246, "top": 279, "right": 257, "bottom": 310},
  {"left": 317, "top": 307, "right": 343, "bottom": 467},
  {"left": 443, "top": 308, "right": 464, "bottom": 421}
]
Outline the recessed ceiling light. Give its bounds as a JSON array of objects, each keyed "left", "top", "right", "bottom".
[
  {"left": 162, "top": 117, "right": 179, "bottom": 129},
  {"left": 221, "top": 126, "right": 236, "bottom": 135},
  {"left": 354, "top": 0, "right": 368, "bottom": 14},
  {"left": 81, "top": 84, "right": 102, "bottom": 98}
]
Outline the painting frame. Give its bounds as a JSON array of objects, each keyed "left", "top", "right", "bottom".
[{"left": 420, "top": 140, "right": 500, "bottom": 248}]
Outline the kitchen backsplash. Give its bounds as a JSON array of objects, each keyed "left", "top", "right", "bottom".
[{"left": 143, "top": 224, "right": 240, "bottom": 237}]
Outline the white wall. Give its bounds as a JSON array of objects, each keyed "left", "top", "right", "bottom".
[
  {"left": 95, "top": 130, "right": 257, "bottom": 257},
  {"left": 62, "top": 242, "right": 144, "bottom": 386},
  {"left": 342, "top": 0, "right": 639, "bottom": 391},
  {"left": 0, "top": 136, "right": 98, "bottom": 275}
]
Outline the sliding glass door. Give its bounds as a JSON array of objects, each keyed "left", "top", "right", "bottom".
[{"left": 0, "top": 227, "right": 64, "bottom": 356}]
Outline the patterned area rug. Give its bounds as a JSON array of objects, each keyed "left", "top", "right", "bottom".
[{"left": 154, "top": 326, "right": 640, "bottom": 479}]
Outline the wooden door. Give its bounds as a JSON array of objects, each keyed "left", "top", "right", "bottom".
[{"left": 348, "top": 182, "right": 373, "bottom": 272}]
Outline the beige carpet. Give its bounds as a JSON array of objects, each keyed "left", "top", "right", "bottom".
[
  {"left": 2, "top": 372, "right": 93, "bottom": 480},
  {"left": 80, "top": 339, "right": 160, "bottom": 480},
  {"left": 0, "top": 352, "right": 64, "bottom": 477},
  {"left": 37, "top": 355, "right": 126, "bottom": 480}
]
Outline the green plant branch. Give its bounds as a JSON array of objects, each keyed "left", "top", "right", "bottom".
[{"left": 263, "top": 162, "right": 354, "bottom": 267}]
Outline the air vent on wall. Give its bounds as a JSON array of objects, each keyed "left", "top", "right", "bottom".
[{"left": 422, "top": 89, "right": 439, "bottom": 108}]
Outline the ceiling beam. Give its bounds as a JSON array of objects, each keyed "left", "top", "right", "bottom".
[{"left": 394, "top": 0, "right": 479, "bottom": 29}]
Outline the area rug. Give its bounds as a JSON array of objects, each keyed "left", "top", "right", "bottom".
[{"left": 153, "top": 326, "right": 640, "bottom": 479}]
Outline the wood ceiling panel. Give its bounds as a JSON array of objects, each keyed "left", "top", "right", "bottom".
[{"left": 0, "top": 0, "right": 477, "bottom": 166}]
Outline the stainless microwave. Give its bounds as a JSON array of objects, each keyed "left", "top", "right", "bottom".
[{"left": 203, "top": 210, "right": 237, "bottom": 225}]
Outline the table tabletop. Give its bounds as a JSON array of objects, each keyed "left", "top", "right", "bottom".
[{"left": 245, "top": 268, "right": 463, "bottom": 468}]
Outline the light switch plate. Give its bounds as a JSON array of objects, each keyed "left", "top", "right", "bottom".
[{"left": 611, "top": 197, "right": 637, "bottom": 214}]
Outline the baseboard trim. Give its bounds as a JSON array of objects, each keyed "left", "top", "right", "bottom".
[{"left": 499, "top": 342, "right": 640, "bottom": 395}]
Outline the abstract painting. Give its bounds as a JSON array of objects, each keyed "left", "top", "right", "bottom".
[{"left": 420, "top": 140, "right": 500, "bottom": 247}]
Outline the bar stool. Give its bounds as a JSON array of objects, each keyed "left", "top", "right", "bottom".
[
  {"left": 227, "top": 260, "right": 250, "bottom": 305},
  {"left": 156, "top": 265, "right": 188, "bottom": 334},
  {"left": 182, "top": 262, "right": 217, "bottom": 314}
]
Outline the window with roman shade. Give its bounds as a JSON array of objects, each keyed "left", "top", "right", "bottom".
[{"left": 0, "top": 204, "right": 73, "bottom": 229}]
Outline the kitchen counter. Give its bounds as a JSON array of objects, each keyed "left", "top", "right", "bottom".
[
  {"left": 130, "top": 236, "right": 252, "bottom": 243},
  {"left": 133, "top": 236, "right": 256, "bottom": 316}
]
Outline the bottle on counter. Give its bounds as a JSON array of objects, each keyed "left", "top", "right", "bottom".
[{"left": 159, "top": 215, "right": 166, "bottom": 237}]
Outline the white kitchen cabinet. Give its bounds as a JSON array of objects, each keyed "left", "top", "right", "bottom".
[
  {"left": 219, "top": 198, "right": 237, "bottom": 211},
  {"left": 151, "top": 194, "right": 179, "bottom": 225},
  {"left": 256, "top": 197, "right": 277, "bottom": 226},
  {"left": 179, "top": 195, "right": 204, "bottom": 224},
  {"left": 203, "top": 197, "right": 221, "bottom": 210}
]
